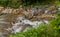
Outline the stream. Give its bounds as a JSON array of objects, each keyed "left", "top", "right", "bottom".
[
  {"left": 9, "top": 16, "right": 48, "bottom": 33},
  {"left": 0, "top": 5, "right": 60, "bottom": 37}
]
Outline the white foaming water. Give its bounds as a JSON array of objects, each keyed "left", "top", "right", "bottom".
[
  {"left": 14, "top": 26, "right": 22, "bottom": 33},
  {"left": 22, "top": 20, "right": 43, "bottom": 27},
  {"left": 43, "top": 20, "right": 49, "bottom": 24},
  {"left": 0, "top": 32, "right": 3, "bottom": 37},
  {"left": 11, "top": 26, "right": 23, "bottom": 33},
  {"left": 0, "top": 15, "right": 48, "bottom": 33},
  {"left": 9, "top": 16, "right": 48, "bottom": 33},
  {"left": 45, "top": 10, "right": 49, "bottom": 14},
  {"left": 0, "top": 32, "right": 5, "bottom": 37},
  {"left": 0, "top": 21, "right": 7, "bottom": 23},
  {"left": 0, "top": 18, "right": 8, "bottom": 24},
  {"left": 58, "top": 8, "right": 60, "bottom": 11},
  {"left": 0, "top": 18, "right": 5, "bottom": 20},
  {"left": 18, "top": 17, "right": 43, "bottom": 27}
]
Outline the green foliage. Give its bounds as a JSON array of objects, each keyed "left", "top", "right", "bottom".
[
  {"left": 0, "top": 0, "right": 21, "bottom": 8},
  {"left": 0, "top": 0, "right": 59, "bottom": 8},
  {"left": 0, "top": 0, "right": 8, "bottom": 7},
  {"left": 9, "top": 0, "right": 21, "bottom": 8},
  {"left": 55, "top": 0, "right": 60, "bottom": 6}
]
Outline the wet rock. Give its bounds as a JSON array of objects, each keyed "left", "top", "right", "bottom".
[
  {"left": 58, "top": 7, "right": 60, "bottom": 12},
  {"left": 46, "top": 5, "right": 58, "bottom": 13},
  {"left": 0, "top": 5, "right": 59, "bottom": 37},
  {"left": 33, "top": 6, "right": 44, "bottom": 16}
]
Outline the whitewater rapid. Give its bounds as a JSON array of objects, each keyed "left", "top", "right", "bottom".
[{"left": 7, "top": 16, "right": 48, "bottom": 33}]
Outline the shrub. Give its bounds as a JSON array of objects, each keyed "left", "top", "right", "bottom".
[{"left": 0, "top": 0, "right": 59, "bottom": 8}]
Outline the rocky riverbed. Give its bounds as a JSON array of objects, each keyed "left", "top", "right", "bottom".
[{"left": 0, "top": 5, "right": 60, "bottom": 37}]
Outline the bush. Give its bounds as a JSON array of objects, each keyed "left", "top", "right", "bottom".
[
  {"left": 9, "top": 0, "right": 21, "bottom": 8},
  {"left": 0, "top": 0, "right": 59, "bottom": 8},
  {"left": 0, "top": 0, "right": 8, "bottom": 7}
]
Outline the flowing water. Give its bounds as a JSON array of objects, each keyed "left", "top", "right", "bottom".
[{"left": 0, "top": 5, "right": 60, "bottom": 37}]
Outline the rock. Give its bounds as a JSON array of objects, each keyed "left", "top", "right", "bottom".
[
  {"left": 33, "top": 6, "right": 44, "bottom": 16},
  {"left": 0, "top": 6, "right": 4, "bottom": 13},
  {"left": 2, "top": 7, "right": 13, "bottom": 13},
  {"left": 12, "top": 9, "right": 20, "bottom": 14},
  {"left": 58, "top": 7, "right": 60, "bottom": 12},
  {"left": 0, "top": 5, "right": 59, "bottom": 37}
]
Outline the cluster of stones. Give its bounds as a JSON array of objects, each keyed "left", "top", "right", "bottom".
[
  {"left": 0, "top": 5, "right": 60, "bottom": 37},
  {"left": 0, "top": 5, "right": 60, "bottom": 20}
]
